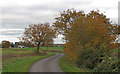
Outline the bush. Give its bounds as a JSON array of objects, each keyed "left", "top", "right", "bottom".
[
  {"left": 75, "top": 45, "right": 114, "bottom": 70},
  {"left": 75, "top": 46, "right": 120, "bottom": 72},
  {"left": 75, "top": 47, "right": 101, "bottom": 69},
  {"left": 92, "top": 56, "right": 120, "bottom": 72}
]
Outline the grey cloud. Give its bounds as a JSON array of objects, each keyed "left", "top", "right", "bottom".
[
  {"left": 1, "top": 5, "right": 58, "bottom": 29},
  {"left": 119, "top": 1, "right": 120, "bottom": 25},
  {"left": 0, "top": 0, "right": 118, "bottom": 43},
  {"left": 0, "top": 33, "right": 22, "bottom": 36},
  {"left": 0, "top": 29, "right": 24, "bottom": 36},
  {"left": 1, "top": 0, "right": 92, "bottom": 15}
]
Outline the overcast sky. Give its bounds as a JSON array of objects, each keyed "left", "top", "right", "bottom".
[{"left": 0, "top": 0, "right": 119, "bottom": 44}]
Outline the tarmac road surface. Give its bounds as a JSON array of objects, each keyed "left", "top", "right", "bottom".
[{"left": 29, "top": 53, "right": 64, "bottom": 72}]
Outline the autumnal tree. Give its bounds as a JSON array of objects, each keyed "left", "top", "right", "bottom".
[
  {"left": 53, "top": 9, "right": 85, "bottom": 41},
  {"left": 69, "top": 11, "right": 118, "bottom": 59},
  {"left": 2, "top": 40, "right": 10, "bottom": 48},
  {"left": 20, "top": 23, "right": 56, "bottom": 53},
  {"left": 54, "top": 9, "right": 118, "bottom": 61},
  {"left": 42, "top": 37, "right": 54, "bottom": 47}
]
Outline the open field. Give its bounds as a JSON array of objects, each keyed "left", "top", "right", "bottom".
[
  {"left": 2, "top": 46, "right": 64, "bottom": 56},
  {"left": 2, "top": 47, "right": 64, "bottom": 72},
  {"left": 2, "top": 47, "right": 64, "bottom": 54},
  {"left": 2, "top": 47, "right": 64, "bottom": 50}
]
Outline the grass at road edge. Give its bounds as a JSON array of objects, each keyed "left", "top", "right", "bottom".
[
  {"left": 2, "top": 52, "right": 56, "bottom": 72},
  {"left": 59, "top": 55, "right": 88, "bottom": 72}
]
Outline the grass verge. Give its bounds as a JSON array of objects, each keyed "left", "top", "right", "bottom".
[
  {"left": 2, "top": 52, "right": 56, "bottom": 72},
  {"left": 59, "top": 55, "right": 88, "bottom": 72}
]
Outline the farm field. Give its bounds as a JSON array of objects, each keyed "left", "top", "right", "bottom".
[
  {"left": 2, "top": 47, "right": 64, "bottom": 54},
  {"left": 2, "top": 47, "right": 64, "bottom": 72}
]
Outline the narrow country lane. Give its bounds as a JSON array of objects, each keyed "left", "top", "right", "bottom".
[{"left": 29, "top": 53, "right": 64, "bottom": 72}]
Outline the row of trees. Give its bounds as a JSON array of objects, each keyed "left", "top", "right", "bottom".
[
  {"left": 53, "top": 9, "right": 119, "bottom": 71},
  {"left": 1, "top": 39, "right": 54, "bottom": 49}
]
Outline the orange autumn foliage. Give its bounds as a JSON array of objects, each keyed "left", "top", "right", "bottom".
[
  {"left": 54, "top": 9, "right": 118, "bottom": 61},
  {"left": 20, "top": 23, "right": 56, "bottom": 53}
]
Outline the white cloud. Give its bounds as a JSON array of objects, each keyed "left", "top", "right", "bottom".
[{"left": 53, "top": 35, "right": 65, "bottom": 44}]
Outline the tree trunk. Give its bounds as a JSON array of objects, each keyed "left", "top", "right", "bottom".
[{"left": 37, "top": 42, "right": 40, "bottom": 54}]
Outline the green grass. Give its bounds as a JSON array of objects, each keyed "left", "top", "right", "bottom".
[
  {"left": 2, "top": 47, "right": 64, "bottom": 55},
  {"left": 2, "top": 52, "right": 56, "bottom": 72},
  {"left": 3, "top": 47, "right": 64, "bottom": 50},
  {"left": 59, "top": 55, "right": 88, "bottom": 72},
  {"left": 112, "top": 48, "right": 120, "bottom": 53},
  {"left": 2, "top": 51, "right": 33, "bottom": 55},
  {"left": 41, "top": 47, "right": 64, "bottom": 50},
  {"left": 2, "top": 47, "right": 36, "bottom": 51},
  {"left": 2, "top": 48, "right": 36, "bottom": 55}
]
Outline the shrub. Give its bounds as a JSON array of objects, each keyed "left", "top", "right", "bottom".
[
  {"left": 75, "top": 47, "right": 100, "bottom": 69},
  {"left": 2, "top": 40, "right": 10, "bottom": 48},
  {"left": 92, "top": 56, "right": 120, "bottom": 72}
]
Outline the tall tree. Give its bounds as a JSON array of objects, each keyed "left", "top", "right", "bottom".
[
  {"left": 20, "top": 23, "right": 56, "bottom": 53},
  {"left": 54, "top": 9, "right": 118, "bottom": 61}
]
